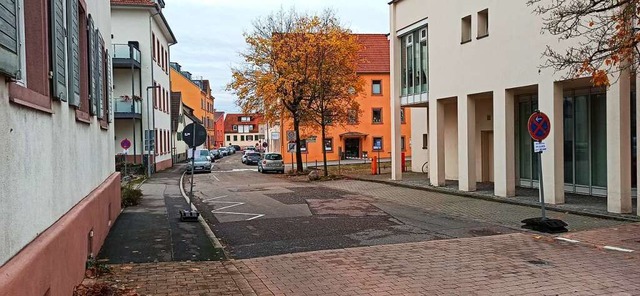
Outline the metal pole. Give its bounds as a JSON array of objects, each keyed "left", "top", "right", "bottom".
[
  {"left": 189, "top": 123, "right": 196, "bottom": 209},
  {"left": 537, "top": 146, "right": 546, "bottom": 219},
  {"left": 130, "top": 44, "right": 136, "bottom": 163},
  {"left": 377, "top": 150, "right": 381, "bottom": 175},
  {"left": 146, "top": 88, "right": 152, "bottom": 177},
  {"left": 291, "top": 152, "right": 294, "bottom": 172}
]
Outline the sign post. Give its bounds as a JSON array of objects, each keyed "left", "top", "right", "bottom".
[
  {"left": 181, "top": 123, "right": 207, "bottom": 222},
  {"left": 120, "top": 139, "right": 131, "bottom": 178},
  {"left": 522, "top": 110, "right": 567, "bottom": 233}
]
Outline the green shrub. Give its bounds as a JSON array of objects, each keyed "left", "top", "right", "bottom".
[{"left": 121, "top": 185, "right": 143, "bottom": 207}]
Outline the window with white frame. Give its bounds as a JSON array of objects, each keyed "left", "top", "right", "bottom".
[
  {"left": 400, "top": 26, "right": 428, "bottom": 97},
  {"left": 240, "top": 116, "right": 251, "bottom": 122}
]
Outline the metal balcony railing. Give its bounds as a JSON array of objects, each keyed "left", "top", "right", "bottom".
[{"left": 112, "top": 44, "right": 141, "bottom": 64}]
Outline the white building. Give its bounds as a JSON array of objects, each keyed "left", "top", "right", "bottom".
[
  {"left": 0, "top": 0, "right": 121, "bottom": 294},
  {"left": 111, "top": 0, "right": 177, "bottom": 173},
  {"left": 389, "top": 0, "right": 638, "bottom": 214}
]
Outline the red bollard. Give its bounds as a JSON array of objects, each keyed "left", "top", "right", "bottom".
[
  {"left": 371, "top": 156, "right": 378, "bottom": 175},
  {"left": 401, "top": 152, "right": 406, "bottom": 172}
]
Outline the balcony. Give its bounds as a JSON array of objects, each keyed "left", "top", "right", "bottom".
[
  {"left": 112, "top": 44, "right": 141, "bottom": 69},
  {"left": 114, "top": 97, "right": 142, "bottom": 119}
]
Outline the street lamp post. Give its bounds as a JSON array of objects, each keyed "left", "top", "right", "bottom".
[{"left": 146, "top": 85, "right": 160, "bottom": 177}]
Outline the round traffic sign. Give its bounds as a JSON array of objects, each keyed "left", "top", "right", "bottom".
[
  {"left": 527, "top": 111, "right": 551, "bottom": 141},
  {"left": 120, "top": 138, "right": 131, "bottom": 150},
  {"left": 182, "top": 123, "right": 207, "bottom": 148}
]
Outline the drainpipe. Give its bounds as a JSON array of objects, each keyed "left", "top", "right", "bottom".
[{"left": 149, "top": 10, "right": 160, "bottom": 173}]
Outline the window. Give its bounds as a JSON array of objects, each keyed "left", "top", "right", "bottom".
[
  {"left": 152, "top": 33, "right": 156, "bottom": 61},
  {"left": 233, "top": 125, "right": 238, "bottom": 131},
  {"left": 324, "top": 111, "right": 333, "bottom": 125},
  {"left": 240, "top": 135, "right": 245, "bottom": 141},
  {"left": 324, "top": 138, "right": 333, "bottom": 152},
  {"left": 401, "top": 26, "right": 428, "bottom": 96},
  {"left": 247, "top": 135, "right": 253, "bottom": 141},
  {"left": 401, "top": 136, "right": 406, "bottom": 151},
  {"left": 477, "top": 9, "right": 489, "bottom": 38},
  {"left": 461, "top": 15, "right": 472, "bottom": 43},
  {"left": 422, "top": 134, "right": 428, "bottom": 149},
  {"left": 240, "top": 116, "right": 251, "bottom": 122},
  {"left": 373, "top": 137, "right": 383, "bottom": 151},
  {"left": 372, "top": 108, "right": 382, "bottom": 124},
  {"left": 227, "top": 135, "right": 231, "bottom": 141},
  {"left": 348, "top": 109, "right": 358, "bottom": 124},
  {"left": 372, "top": 80, "right": 382, "bottom": 95},
  {"left": 300, "top": 139, "right": 307, "bottom": 152},
  {"left": 233, "top": 135, "right": 238, "bottom": 141},
  {"left": 401, "top": 108, "right": 406, "bottom": 124}
]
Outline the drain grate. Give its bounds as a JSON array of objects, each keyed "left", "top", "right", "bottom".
[{"left": 527, "top": 259, "right": 549, "bottom": 265}]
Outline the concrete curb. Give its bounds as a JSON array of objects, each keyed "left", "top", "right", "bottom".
[
  {"left": 179, "top": 171, "right": 225, "bottom": 250},
  {"left": 347, "top": 176, "right": 640, "bottom": 222}
]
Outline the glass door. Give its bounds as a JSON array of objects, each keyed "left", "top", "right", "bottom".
[{"left": 517, "top": 95, "right": 539, "bottom": 188}]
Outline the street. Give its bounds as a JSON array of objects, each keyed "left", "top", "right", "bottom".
[{"left": 187, "top": 153, "right": 624, "bottom": 260}]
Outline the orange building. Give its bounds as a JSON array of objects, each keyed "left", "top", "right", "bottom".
[
  {"left": 280, "top": 34, "right": 411, "bottom": 163},
  {"left": 170, "top": 62, "right": 216, "bottom": 149}
]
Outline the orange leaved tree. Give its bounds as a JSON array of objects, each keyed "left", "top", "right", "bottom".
[
  {"left": 228, "top": 8, "right": 362, "bottom": 173},
  {"left": 529, "top": 0, "right": 640, "bottom": 86}
]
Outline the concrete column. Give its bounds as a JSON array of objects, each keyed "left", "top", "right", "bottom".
[
  {"left": 493, "top": 89, "right": 516, "bottom": 197},
  {"left": 458, "top": 96, "right": 476, "bottom": 191},
  {"left": 538, "top": 80, "right": 564, "bottom": 204},
  {"left": 429, "top": 99, "right": 446, "bottom": 186},
  {"left": 607, "top": 69, "right": 632, "bottom": 213},
  {"left": 389, "top": 3, "right": 402, "bottom": 181}
]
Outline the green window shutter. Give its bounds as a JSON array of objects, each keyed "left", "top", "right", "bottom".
[
  {"left": 67, "top": 0, "right": 80, "bottom": 106},
  {"left": 0, "top": 0, "right": 19, "bottom": 78},
  {"left": 87, "top": 16, "right": 96, "bottom": 115},
  {"left": 96, "top": 32, "right": 104, "bottom": 119},
  {"left": 50, "top": 0, "right": 67, "bottom": 101}
]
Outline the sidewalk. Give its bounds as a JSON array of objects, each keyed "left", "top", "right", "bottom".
[
  {"left": 98, "top": 224, "right": 640, "bottom": 295},
  {"left": 98, "top": 166, "right": 224, "bottom": 264},
  {"left": 346, "top": 171, "right": 640, "bottom": 222}
]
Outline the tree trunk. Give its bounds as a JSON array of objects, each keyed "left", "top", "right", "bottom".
[
  {"left": 321, "top": 123, "right": 328, "bottom": 177},
  {"left": 293, "top": 118, "right": 304, "bottom": 173}
]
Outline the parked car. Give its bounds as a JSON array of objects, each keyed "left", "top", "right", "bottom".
[
  {"left": 245, "top": 146, "right": 256, "bottom": 152},
  {"left": 210, "top": 149, "right": 221, "bottom": 160},
  {"left": 227, "top": 146, "right": 236, "bottom": 154},
  {"left": 244, "top": 152, "right": 262, "bottom": 165},
  {"left": 187, "top": 155, "right": 212, "bottom": 173},
  {"left": 219, "top": 147, "right": 229, "bottom": 156},
  {"left": 258, "top": 153, "right": 285, "bottom": 174},
  {"left": 241, "top": 150, "right": 251, "bottom": 163},
  {"left": 231, "top": 145, "right": 242, "bottom": 152}
]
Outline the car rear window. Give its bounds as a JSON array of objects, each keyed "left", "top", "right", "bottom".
[
  {"left": 248, "top": 153, "right": 261, "bottom": 157},
  {"left": 265, "top": 154, "right": 283, "bottom": 160}
]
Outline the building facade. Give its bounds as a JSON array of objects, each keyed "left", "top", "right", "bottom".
[
  {"left": 213, "top": 111, "right": 225, "bottom": 148},
  {"left": 169, "top": 62, "right": 215, "bottom": 149},
  {"left": 111, "top": 0, "right": 177, "bottom": 173},
  {"left": 280, "top": 34, "right": 412, "bottom": 163},
  {"left": 389, "top": 0, "right": 638, "bottom": 214},
  {"left": 0, "top": 0, "right": 121, "bottom": 294},
  {"left": 224, "top": 114, "right": 265, "bottom": 148}
]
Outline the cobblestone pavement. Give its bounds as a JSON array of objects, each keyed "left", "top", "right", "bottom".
[
  {"left": 102, "top": 229, "right": 640, "bottom": 295},
  {"left": 321, "top": 180, "right": 627, "bottom": 232}
]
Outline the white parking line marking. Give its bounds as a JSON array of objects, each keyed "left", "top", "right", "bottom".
[
  {"left": 555, "top": 237, "right": 580, "bottom": 243},
  {"left": 603, "top": 246, "right": 635, "bottom": 253},
  {"left": 201, "top": 195, "right": 265, "bottom": 221},
  {"left": 212, "top": 174, "right": 220, "bottom": 182}
]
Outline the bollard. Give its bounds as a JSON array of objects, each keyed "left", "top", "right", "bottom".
[
  {"left": 371, "top": 156, "right": 378, "bottom": 175},
  {"left": 401, "top": 152, "right": 406, "bottom": 172}
]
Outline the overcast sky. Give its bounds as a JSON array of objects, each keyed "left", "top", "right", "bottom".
[{"left": 163, "top": 0, "right": 389, "bottom": 113}]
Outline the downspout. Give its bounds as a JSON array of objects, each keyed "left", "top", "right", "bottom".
[
  {"left": 149, "top": 10, "right": 160, "bottom": 172},
  {"left": 168, "top": 41, "right": 176, "bottom": 163}
]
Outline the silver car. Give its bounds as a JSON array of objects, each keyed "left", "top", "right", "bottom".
[
  {"left": 187, "top": 155, "right": 212, "bottom": 173},
  {"left": 258, "top": 153, "right": 285, "bottom": 174}
]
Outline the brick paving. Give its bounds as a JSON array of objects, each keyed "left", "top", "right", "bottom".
[
  {"left": 321, "top": 180, "right": 628, "bottom": 232},
  {"left": 101, "top": 229, "right": 640, "bottom": 295}
]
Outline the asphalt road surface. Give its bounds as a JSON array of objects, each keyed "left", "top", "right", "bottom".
[{"left": 188, "top": 152, "right": 518, "bottom": 259}]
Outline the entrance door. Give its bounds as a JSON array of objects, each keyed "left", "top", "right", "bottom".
[
  {"left": 345, "top": 138, "right": 360, "bottom": 158},
  {"left": 481, "top": 131, "right": 494, "bottom": 182}
]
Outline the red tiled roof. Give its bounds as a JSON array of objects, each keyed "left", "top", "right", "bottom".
[
  {"left": 355, "top": 34, "right": 390, "bottom": 73},
  {"left": 111, "top": 0, "right": 155, "bottom": 6}
]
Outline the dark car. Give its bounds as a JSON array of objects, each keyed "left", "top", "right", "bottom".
[
  {"left": 244, "top": 152, "right": 262, "bottom": 165},
  {"left": 232, "top": 145, "right": 241, "bottom": 152}
]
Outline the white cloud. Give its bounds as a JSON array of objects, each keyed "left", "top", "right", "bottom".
[{"left": 163, "top": 0, "right": 389, "bottom": 113}]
